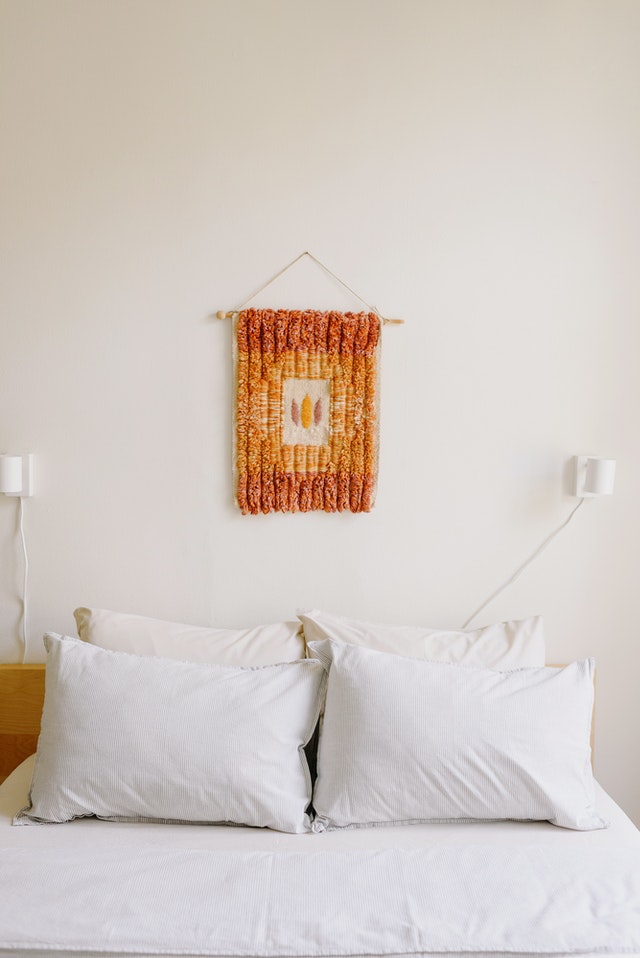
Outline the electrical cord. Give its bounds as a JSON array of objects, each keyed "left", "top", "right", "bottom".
[
  {"left": 461, "top": 498, "right": 586, "bottom": 630},
  {"left": 18, "top": 496, "right": 28, "bottom": 663}
]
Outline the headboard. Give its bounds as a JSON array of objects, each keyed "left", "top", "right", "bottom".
[{"left": 0, "top": 664, "right": 45, "bottom": 783}]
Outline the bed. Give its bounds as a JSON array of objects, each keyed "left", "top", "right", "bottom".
[{"left": 0, "top": 606, "right": 639, "bottom": 958}]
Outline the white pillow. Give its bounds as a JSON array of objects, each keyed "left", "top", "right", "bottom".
[
  {"left": 311, "top": 641, "right": 606, "bottom": 832},
  {"left": 74, "top": 607, "right": 305, "bottom": 665},
  {"left": 15, "top": 633, "right": 326, "bottom": 833},
  {"left": 298, "top": 608, "right": 545, "bottom": 668}
]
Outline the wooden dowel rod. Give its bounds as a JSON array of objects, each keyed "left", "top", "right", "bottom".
[{"left": 216, "top": 310, "right": 404, "bottom": 325}]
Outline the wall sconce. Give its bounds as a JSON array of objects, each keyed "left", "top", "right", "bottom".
[
  {"left": 0, "top": 454, "right": 34, "bottom": 497},
  {"left": 572, "top": 456, "right": 616, "bottom": 497}
]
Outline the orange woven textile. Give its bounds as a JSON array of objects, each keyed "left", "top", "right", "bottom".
[{"left": 235, "top": 309, "right": 380, "bottom": 514}]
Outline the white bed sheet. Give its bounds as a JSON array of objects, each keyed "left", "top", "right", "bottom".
[{"left": 1, "top": 755, "right": 639, "bottom": 958}]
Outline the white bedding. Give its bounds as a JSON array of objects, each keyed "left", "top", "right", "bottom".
[{"left": 1, "top": 756, "right": 639, "bottom": 958}]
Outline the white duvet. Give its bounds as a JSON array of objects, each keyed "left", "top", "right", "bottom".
[{"left": 1, "top": 757, "right": 639, "bottom": 958}]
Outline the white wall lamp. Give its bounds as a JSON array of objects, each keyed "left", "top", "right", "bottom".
[
  {"left": 0, "top": 454, "right": 34, "bottom": 497},
  {"left": 572, "top": 455, "right": 616, "bottom": 498}
]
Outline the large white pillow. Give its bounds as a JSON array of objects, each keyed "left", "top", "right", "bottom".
[
  {"left": 74, "top": 607, "right": 305, "bottom": 665},
  {"left": 15, "top": 633, "right": 326, "bottom": 833},
  {"left": 311, "top": 640, "right": 606, "bottom": 832},
  {"left": 298, "top": 609, "right": 544, "bottom": 668}
]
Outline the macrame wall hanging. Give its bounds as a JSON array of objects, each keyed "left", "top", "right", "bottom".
[{"left": 217, "top": 252, "right": 403, "bottom": 516}]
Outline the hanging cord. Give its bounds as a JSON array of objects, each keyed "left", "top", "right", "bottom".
[
  {"left": 293, "top": 252, "right": 382, "bottom": 317},
  {"left": 216, "top": 251, "right": 404, "bottom": 325},
  {"left": 233, "top": 251, "right": 310, "bottom": 311},
  {"left": 18, "top": 496, "right": 29, "bottom": 663},
  {"left": 461, "top": 498, "right": 586, "bottom": 630}
]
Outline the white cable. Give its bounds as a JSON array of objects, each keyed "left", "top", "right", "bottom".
[
  {"left": 18, "top": 496, "right": 29, "bottom": 663},
  {"left": 461, "top": 498, "right": 586, "bottom": 630}
]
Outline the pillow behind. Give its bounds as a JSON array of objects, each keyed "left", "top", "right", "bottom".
[
  {"left": 74, "top": 607, "right": 305, "bottom": 665},
  {"left": 311, "top": 641, "right": 606, "bottom": 832},
  {"left": 298, "top": 608, "right": 544, "bottom": 669},
  {"left": 15, "top": 634, "right": 326, "bottom": 833}
]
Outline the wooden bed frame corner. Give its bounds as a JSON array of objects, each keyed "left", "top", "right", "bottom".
[{"left": 0, "top": 663, "right": 46, "bottom": 784}]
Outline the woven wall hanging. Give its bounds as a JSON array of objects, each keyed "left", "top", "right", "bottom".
[
  {"left": 218, "top": 252, "right": 402, "bottom": 516},
  {"left": 235, "top": 308, "right": 380, "bottom": 514}
]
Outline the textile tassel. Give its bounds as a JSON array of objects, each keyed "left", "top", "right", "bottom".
[{"left": 234, "top": 309, "right": 380, "bottom": 515}]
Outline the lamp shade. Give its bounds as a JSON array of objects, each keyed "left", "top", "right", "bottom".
[
  {"left": 0, "top": 456, "right": 23, "bottom": 494},
  {"left": 584, "top": 457, "right": 616, "bottom": 496}
]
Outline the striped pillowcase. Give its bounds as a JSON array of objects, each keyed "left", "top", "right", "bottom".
[
  {"left": 310, "top": 641, "right": 606, "bottom": 832},
  {"left": 298, "top": 609, "right": 545, "bottom": 669},
  {"left": 15, "top": 633, "right": 326, "bottom": 833},
  {"left": 74, "top": 607, "right": 305, "bottom": 665}
]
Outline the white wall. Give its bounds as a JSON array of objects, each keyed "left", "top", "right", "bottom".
[{"left": 1, "top": 0, "right": 639, "bottom": 822}]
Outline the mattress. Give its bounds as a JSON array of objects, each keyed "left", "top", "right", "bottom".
[{"left": 1, "top": 755, "right": 639, "bottom": 958}]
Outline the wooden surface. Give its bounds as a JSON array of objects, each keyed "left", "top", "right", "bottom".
[{"left": 0, "top": 664, "right": 46, "bottom": 783}]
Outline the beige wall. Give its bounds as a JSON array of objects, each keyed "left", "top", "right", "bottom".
[{"left": 1, "top": 0, "right": 639, "bottom": 823}]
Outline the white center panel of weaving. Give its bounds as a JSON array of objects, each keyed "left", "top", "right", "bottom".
[{"left": 282, "top": 378, "right": 331, "bottom": 446}]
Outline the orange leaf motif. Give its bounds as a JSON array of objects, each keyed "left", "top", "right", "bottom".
[{"left": 301, "top": 394, "right": 313, "bottom": 429}]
